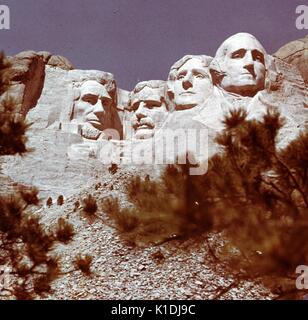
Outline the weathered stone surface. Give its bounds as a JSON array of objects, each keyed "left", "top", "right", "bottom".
[
  {"left": 47, "top": 54, "right": 74, "bottom": 70},
  {"left": 4, "top": 50, "right": 75, "bottom": 118},
  {"left": 7, "top": 51, "right": 45, "bottom": 116},
  {"left": 27, "top": 66, "right": 122, "bottom": 139},
  {"left": 37, "top": 51, "right": 52, "bottom": 64},
  {"left": 1, "top": 128, "right": 109, "bottom": 199},
  {"left": 36, "top": 51, "right": 74, "bottom": 70},
  {"left": 116, "top": 88, "right": 130, "bottom": 130},
  {"left": 0, "top": 34, "right": 306, "bottom": 199},
  {"left": 274, "top": 35, "right": 308, "bottom": 83}
]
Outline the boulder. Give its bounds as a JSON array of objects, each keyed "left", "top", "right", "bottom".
[
  {"left": 274, "top": 36, "right": 308, "bottom": 83},
  {"left": 47, "top": 55, "right": 74, "bottom": 70}
]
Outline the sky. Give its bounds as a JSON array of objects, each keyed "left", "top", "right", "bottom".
[{"left": 1, "top": 0, "right": 307, "bottom": 90}]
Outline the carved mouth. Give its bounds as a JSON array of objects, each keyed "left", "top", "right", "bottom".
[
  {"left": 137, "top": 124, "right": 153, "bottom": 130},
  {"left": 88, "top": 120, "right": 100, "bottom": 124},
  {"left": 180, "top": 91, "right": 196, "bottom": 95},
  {"left": 240, "top": 73, "right": 255, "bottom": 78},
  {"left": 87, "top": 120, "right": 104, "bottom": 130}
]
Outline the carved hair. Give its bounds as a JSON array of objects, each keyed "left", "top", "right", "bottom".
[
  {"left": 72, "top": 78, "right": 116, "bottom": 102},
  {"left": 129, "top": 80, "right": 167, "bottom": 110},
  {"left": 132, "top": 80, "right": 166, "bottom": 94},
  {"left": 168, "top": 55, "right": 212, "bottom": 81},
  {"left": 166, "top": 55, "right": 212, "bottom": 108}
]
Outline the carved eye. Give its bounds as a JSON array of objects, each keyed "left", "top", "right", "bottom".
[
  {"left": 177, "top": 73, "right": 186, "bottom": 80},
  {"left": 252, "top": 51, "right": 265, "bottom": 64},
  {"left": 82, "top": 95, "right": 97, "bottom": 105},
  {"left": 101, "top": 97, "right": 111, "bottom": 108},
  {"left": 145, "top": 101, "right": 161, "bottom": 109},
  {"left": 231, "top": 49, "right": 246, "bottom": 59},
  {"left": 132, "top": 102, "right": 140, "bottom": 111},
  {"left": 195, "top": 73, "right": 205, "bottom": 79}
]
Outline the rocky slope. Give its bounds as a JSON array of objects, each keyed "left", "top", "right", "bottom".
[{"left": 37, "top": 171, "right": 274, "bottom": 300}]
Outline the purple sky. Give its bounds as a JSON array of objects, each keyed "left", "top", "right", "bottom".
[{"left": 1, "top": 0, "right": 306, "bottom": 90}]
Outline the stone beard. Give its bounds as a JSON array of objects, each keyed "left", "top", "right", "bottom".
[
  {"left": 167, "top": 55, "right": 213, "bottom": 110},
  {"left": 71, "top": 80, "right": 113, "bottom": 140},
  {"left": 130, "top": 80, "right": 168, "bottom": 139},
  {"left": 210, "top": 32, "right": 267, "bottom": 97}
]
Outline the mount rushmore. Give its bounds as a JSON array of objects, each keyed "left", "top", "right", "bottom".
[{"left": 1, "top": 32, "right": 307, "bottom": 198}]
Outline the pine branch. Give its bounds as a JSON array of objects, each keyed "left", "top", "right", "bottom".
[{"left": 274, "top": 154, "right": 308, "bottom": 208}]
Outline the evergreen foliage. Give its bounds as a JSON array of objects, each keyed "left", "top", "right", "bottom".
[{"left": 104, "top": 107, "right": 308, "bottom": 296}]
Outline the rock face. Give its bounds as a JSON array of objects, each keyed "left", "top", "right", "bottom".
[
  {"left": 0, "top": 34, "right": 307, "bottom": 199},
  {"left": 1, "top": 129, "right": 100, "bottom": 199},
  {"left": 6, "top": 50, "right": 75, "bottom": 117},
  {"left": 274, "top": 36, "right": 308, "bottom": 84},
  {"left": 7, "top": 51, "right": 45, "bottom": 117},
  {"left": 28, "top": 66, "right": 123, "bottom": 140},
  {"left": 0, "top": 34, "right": 306, "bottom": 301},
  {"left": 36, "top": 51, "right": 74, "bottom": 70},
  {"left": 46, "top": 55, "right": 74, "bottom": 70}
]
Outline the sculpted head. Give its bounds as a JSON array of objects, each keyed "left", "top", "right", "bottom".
[
  {"left": 71, "top": 80, "right": 113, "bottom": 140},
  {"left": 210, "top": 33, "right": 268, "bottom": 97},
  {"left": 167, "top": 55, "right": 213, "bottom": 110},
  {"left": 130, "top": 80, "right": 168, "bottom": 139}
]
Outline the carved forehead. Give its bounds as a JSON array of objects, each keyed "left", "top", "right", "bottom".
[
  {"left": 131, "top": 80, "right": 166, "bottom": 101},
  {"left": 131, "top": 86, "right": 165, "bottom": 103},
  {"left": 178, "top": 59, "right": 208, "bottom": 73},
  {"left": 216, "top": 33, "right": 267, "bottom": 58},
  {"left": 168, "top": 55, "right": 212, "bottom": 80},
  {"left": 79, "top": 80, "right": 111, "bottom": 99},
  {"left": 133, "top": 80, "right": 166, "bottom": 92}
]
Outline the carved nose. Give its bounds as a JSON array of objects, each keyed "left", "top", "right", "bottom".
[
  {"left": 244, "top": 51, "right": 254, "bottom": 64},
  {"left": 93, "top": 100, "right": 105, "bottom": 116},
  {"left": 135, "top": 102, "right": 147, "bottom": 119},
  {"left": 136, "top": 112, "right": 146, "bottom": 120},
  {"left": 244, "top": 64, "right": 256, "bottom": 78},
  {"left": 182, "top": 79, "right": 193, "bottom": 90}
]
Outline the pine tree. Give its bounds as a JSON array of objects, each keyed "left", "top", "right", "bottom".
[
  {"left": 46, "top": 197, "right": 53, "bottom": 207},
  {"left": 57, "top": 195, "right": 64, "bottom": 206},
  {"left": 103, "top": 107, "right": 308, "bottom": 298}
]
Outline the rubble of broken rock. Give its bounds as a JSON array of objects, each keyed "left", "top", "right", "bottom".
[
  {"left": 0, "top": 159, "right": 275, "bottom": 300},
  {"left": 29, "top": 171, "right": 274, "bottom": 300}
]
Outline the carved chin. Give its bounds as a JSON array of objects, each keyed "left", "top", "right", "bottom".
[
  {"left": 174, "top": 96, "right": 203, "bottom": 110},
  {"left": 81, "top": 123, "right": 103, "bottom": 140},
  {"left": 221, "top": 77, "right": 265, "bottom": 96},
  {"left": 134, "top": 128, "right": 154, "bottom": 139}
]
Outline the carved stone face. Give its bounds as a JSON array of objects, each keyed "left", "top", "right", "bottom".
[
  {"left": 130, "top": 83, "right": 168, "bottom": 139},
  {"left": 214, "top": 33, "right": 267, "bottom": 96},
  {"left": 171, "top": 58, "right": 213, "bottom": 110},
  {"left": 72, "top": 80, "right": 112, "bottom": 140}
]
